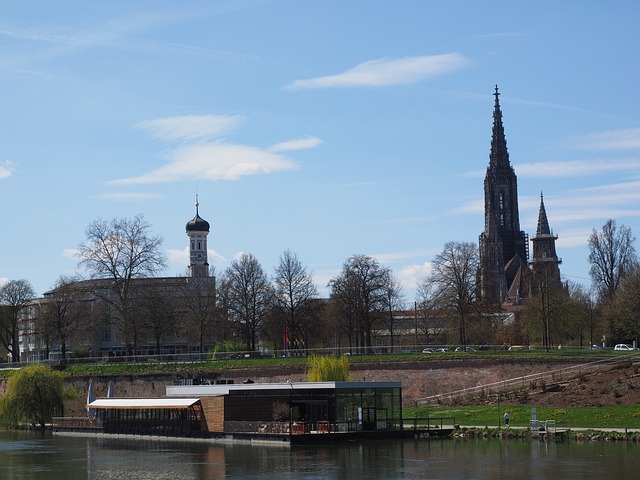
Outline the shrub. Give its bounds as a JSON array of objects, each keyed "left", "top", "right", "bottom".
[
  {"left": 0, "top": 364, "right": 64, "bottom": 429},
  {"left": 306, "top": 355, "right": 350, "bottom": 382}
]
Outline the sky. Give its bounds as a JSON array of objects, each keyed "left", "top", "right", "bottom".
[{"left": 1, "top": 0, "right": 640, "bottom": 300}]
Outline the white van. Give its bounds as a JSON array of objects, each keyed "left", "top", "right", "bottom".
[{"left": 614, "top": 344, "right": 635, "bottom": 351}]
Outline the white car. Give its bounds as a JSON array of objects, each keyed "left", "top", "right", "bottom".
[{"left": 614, "top": 344, "right": 635, "bottom": 351}]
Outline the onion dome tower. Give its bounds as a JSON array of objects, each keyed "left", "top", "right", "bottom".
[{"left": 186, "top": 195, "right": 210, "bottom": 277}]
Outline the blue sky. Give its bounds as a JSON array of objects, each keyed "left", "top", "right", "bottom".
[{"left": 1, "top": 0, "right": 640, "bottom": 300}]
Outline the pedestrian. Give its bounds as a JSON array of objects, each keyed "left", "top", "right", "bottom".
[{"left": 504, "top": 411, "right": 510, "bottom": 427}]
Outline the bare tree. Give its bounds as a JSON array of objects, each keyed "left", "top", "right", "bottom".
[
  {"left": 37, "top": 275, "right": 89, "bottom": 361},
  {"left": 380, "top": 271, "right": 405, "bottom": 348},
  {"left": 224, "top": 253, "right": 272, "bottom": 351},
  {"left": 611, "top": 263, "right": 640, "bottom": 346},
  {"left": 421, "top": 242, "right": 479, "bottom": 347},
  {"left": 140, "top": 283, "right": 179, "bottom": 355},
  {"left": 415, "top": 282, "right": 448, "bottom": 345},
  {"left": 0, "top": 279, "right": 35, "bottom": 362},
  {"left": 588, "top": 219, "right": 637, "bottom": 302},
  {"left": 329, "top": 255, "right": 389, "bottom": 353},
  {"left": 77, "top": 214, "right": 167, "bottom": 355},
  {"left": 180, "top": 275, "right": 218, "bottom": 355},
  {"left": 272, "top": 250, "right": 318, "bottom": 355}
]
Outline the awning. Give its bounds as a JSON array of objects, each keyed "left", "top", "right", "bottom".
[{"left": 87, "top": 398, "right": 201, "bottom": 409}]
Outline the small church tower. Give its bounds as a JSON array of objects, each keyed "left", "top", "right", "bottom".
[
  {"left": 529, "top": 193, "right": 562, "bottom": 290},
  {"left": 186, "top": 195, "right": 210, "bottom": 277},
  {"left": 479, "top": 86, "right": 529, "bottom": 304}
]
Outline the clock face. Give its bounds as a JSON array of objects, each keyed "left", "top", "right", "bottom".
[{"left": 197, "top": 253, "right": 203, "bottom": 259}]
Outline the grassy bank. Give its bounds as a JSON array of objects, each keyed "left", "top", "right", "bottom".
[{"left": 405, "top": 404, "right": 640, "bottom": 429}]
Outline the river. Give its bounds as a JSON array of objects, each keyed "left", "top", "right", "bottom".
[{"left": 1, "top": 431, "right": 638, "bottom": 479}]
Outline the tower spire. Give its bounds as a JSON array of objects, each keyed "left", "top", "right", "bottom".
[
  {"left": 490, "top": 85, "right": 510, "bottom": 170},
  {"left": 536, "top": 192, "right": 551, "bottom": 235}
]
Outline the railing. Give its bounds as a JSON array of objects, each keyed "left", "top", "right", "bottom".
[
  {"left": 415, "top": 355, "right": 640, "bottom": 406},
  {"left": 404, "top": 416, "right": 456, "bottom": 432},
  {"left": 52, "top": 416, "right": 103, "bottom": 432}
]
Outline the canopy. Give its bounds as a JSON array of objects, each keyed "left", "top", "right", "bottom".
[{"left": 87, "top": 398, "right": 201, "bottom": 409}]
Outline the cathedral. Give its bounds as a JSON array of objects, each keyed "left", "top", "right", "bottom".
[{"left": 478, "top": 86, "right": 562, "bottom": 306}]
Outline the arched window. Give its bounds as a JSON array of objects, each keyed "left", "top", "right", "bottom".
[{"left": 499, "top": 192, "right": 504, "bottom": 226}]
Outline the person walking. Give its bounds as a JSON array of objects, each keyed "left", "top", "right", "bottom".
[{"left": 504, "top": 411, "right": 510, "bottom": 427}]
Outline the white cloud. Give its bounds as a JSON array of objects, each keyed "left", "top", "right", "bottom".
[
  {"left": 110, "top": 142, "right": 297, "bottom": 184},
  {"left": 0, "top": 160, "right": 14, "bottom": 179},
  {"left": 96, "top": 192, "right": 162, "bottom": 201},
  {"left": 515, "top": 158, "right": 640, "bottom": 178},
  {"left": 269, "top": 136, "right": 323, "bottom": 152},
  {"left": 0, "top": 277, "right": 9, "bottom": 287},
  {"left": 397, "top": 262, "right": 433, "bottom": 291},
  {"left": 372, "top": 249, "right": 437, "bottom": 264},
  {"left": 137, "top": 114, "right": 243, "bottom": 143},
  {"left": 285, "top": 53, "right": 470, "bottom": 90},
  {"left": 62, "top": 249, "right": 79, "bottom": 259},
  {"left": 110, "top": 114, "right": 300, "bottom": 185},
  {"left": 568, "top": 127, "right": 640, "bottom": 151}
]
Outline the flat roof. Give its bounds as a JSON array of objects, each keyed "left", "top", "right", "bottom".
[
  {"left": 88, "top": 398, "right": 201, "bottom": 409},
  {"left": 166, "top": 381, "right": 401, "bottom": 397}
]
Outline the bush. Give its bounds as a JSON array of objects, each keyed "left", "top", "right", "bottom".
[
  {"left": 306, "top": 355, "right": 350, "bottom": 382},
  {"left": 0, "top": 364, "right": 65, "bottom": 429}
]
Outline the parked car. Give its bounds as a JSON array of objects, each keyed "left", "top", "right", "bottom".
[
  {"left": 614, "top": 344, "right": 635, "bottom": 351},
  {"left": 433, "top": 348, "right": 449, "bottom": 353},
  {"left": 586, "top": 345, "right": 604, "bottom": 350},
  {"left": 422, "top": 348, "right": 434, "bottom": 354},
  {"left": 454, "top": 346, "right": 476, "bottom": 352}
]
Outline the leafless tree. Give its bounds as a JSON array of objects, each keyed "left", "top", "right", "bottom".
[
  {"left": 421, "top": 242, "right": 479, "bottom": 347},
  {"left": 329, "top": 255, "right": 389, "bottom": 353},
  {"left": 0, "top": 279, "right": 35, "bottom": 362},
  {"left": 272, "top": 250, "right": 318, "bottom": 355},
  {"left": 380, "top": 271, "right": 405, "bottom": 348},
  {"left": 224, "top": 253, "right": 272, "bottom": 351},
  {"left": 179, "top": 274, "right": 218, "bottom": 355},
  {"left": 415, "top": 282, "right": 448, "bottom": 345},
  {"left": 611, "top": 263, "right": 640, "bottom": 346},
  {"left": 140, "top": 283, "right": 180, "bottom": 355},
  {"left": 588, "top": 219, "right": 637, "bottom": 302},
  {"left": 77, "top": 214, "right": 167, "bottom": 355},
  {"left": 37, "top": 275, "right": 89, "bottom": 361}
]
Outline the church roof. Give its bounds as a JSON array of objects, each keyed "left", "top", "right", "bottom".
[
  {"left": 186, "top": 198, "right": 210, "bottom": 232},
  {"left": 489, "top": 85, "right": 512, "bottom": 172},
  {"left": 536, "top": 192, "right": 551, "bottom": 235}
]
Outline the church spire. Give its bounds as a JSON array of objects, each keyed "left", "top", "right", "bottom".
[
  {"left": 490, "top": 85, "right": 510, "bottom": 171},
  {"left": 536, "top": 192, "right": 551, "bottom": 235}
]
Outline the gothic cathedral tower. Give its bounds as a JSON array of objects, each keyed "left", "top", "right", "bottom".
[
  {"left": 529, "top": 193, "right": 562, "bottom": 291},
  {"left": 479, "top": 86, "right": 529, "bottom": 304},
  {"left": 186, "top": 195, "right": 211, "bottom": 277}
]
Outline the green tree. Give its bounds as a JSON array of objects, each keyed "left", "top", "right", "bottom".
[{"left": 0, "top": 364, "right": 64, "bottom": 429}]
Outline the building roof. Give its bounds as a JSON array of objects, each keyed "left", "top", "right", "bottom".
[
  {"left": 87, "top": 398, "right": 201, "bottom": 409},
  {"left": 166, "top": 381, "right": 401, "bottom": 397},
  {"left": 185, "top": 199, "right": 210, "bottom": 232}
]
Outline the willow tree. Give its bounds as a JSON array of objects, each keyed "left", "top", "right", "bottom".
[{"left": 0, "top": 364, "right": 64, "bottom": 429}]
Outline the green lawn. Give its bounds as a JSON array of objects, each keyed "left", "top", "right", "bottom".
[{"left": 404, "top": 404, "right": 640, "bottom": 429}]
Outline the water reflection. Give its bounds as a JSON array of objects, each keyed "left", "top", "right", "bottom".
[{"left": 1, "top": 431, "right": 639, "bottom": 479}]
